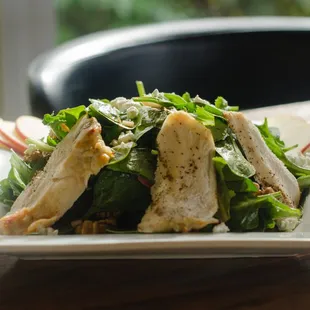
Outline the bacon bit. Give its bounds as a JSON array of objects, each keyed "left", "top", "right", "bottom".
[
  {"left": 60, "top": 123, "right": 70, "bottom": 133},
  {"left": 138, "top": 176, "right": 153, "bottom": 188},
  {"left": 301, "top": 142, "right": 310, "bottom": 154}
]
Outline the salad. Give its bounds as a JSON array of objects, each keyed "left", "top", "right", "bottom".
[{"left": 0, "top": 81, "right": 310, "bottom": 235}]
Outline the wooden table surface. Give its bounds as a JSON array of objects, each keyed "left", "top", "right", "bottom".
[{"left": 0, "top": 255, "right": 310, "bottom": 310}]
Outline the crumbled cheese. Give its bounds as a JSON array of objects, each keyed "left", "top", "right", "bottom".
[
  {"left": 122, "top": 120, "right": 135, "bottom": 128},
  {"left": 111, "top": 139, "right": 119, "bottom": 147},
  {"left": 193, "top": 95, "right": 210, "bottom": 105},
  {"left": 287, "top": 154, "right": 310, "bottom": 169},
  {"left": 118, "top": 131, "right": 135, "bottom": 144},
  {"left": 212, "top": 222, "right": 230, "bottom": 233},
  {"left": 127, "top": 106, "right": 139, "bottom": 119},
  {"left": 110, "top": 97, "right": 141, "bottom": 113},
  {"left": 152, "top": 89, "right": 160, "bottom": 97},
  {"left": 276, "top": 217, "right": 299, "bottom": 232},
  {"left": 151, "top": 89, "right": 166, "bottom": 100},
  {"left": 37, "top": 227, "right": 59, "bottom": 235}
]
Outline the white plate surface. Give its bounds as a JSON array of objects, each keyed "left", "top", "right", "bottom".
[{"left": 1, "top": 101, "right": 310, "bottom": 259}]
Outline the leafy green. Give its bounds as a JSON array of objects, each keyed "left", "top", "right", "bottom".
[
  {"left": 133, "top": 96, "right": 177, "bottom": 109},
  {"left": 213, "top": 156, "right": 258, "bottom": 222},
  {"left": 86, "top": 170, "right": 151, "bottom": 217},
  {"left": 47, "top": 135, "right": 59, "bottom": 147},
  {"left": 0, "top": 179, "right": 14, "bottom": 206},
  {"left": 134, "top": 107, "right": 169, "bottom": 140},
  {"left": 108, "top": 148, "right": 156, "bottom": 181},
  {"left": 229, "top": 193, "right": 301, "bottom": 231},
  {"left": 8, "top": 152, "right": 33, "bottom": 196},
  {"left": 213, "top": 157, "right": 236, "bottom": 222},
  {"left": 227, "top": 179, "right": 258, "bottom": 193},
  {"left": 43, "top": 105, "right": 86, "bottom": 140},
  {"left": 215, "top": 137, "right": 256, "bottom": 178},
  {"left": 136, "top": 80, "right": 146, "bottom": 96},
  {"left": 89, "top": 99, "right": 141, "bottom": 130},
  {"left": 209, "top": 117, "right": 229, "bottom": 142},
  {"left": 108, "top": 142, "right": 136, "bottom": 165},
  {"left": 214, "top": 96, "right": 239, "bottom": 111},
  {"left": 101, "top": 124, "right": 123, "bottom": 145},
  {"left": 256, "top": 118, "right": 310, "bottom": 177},
  {"left": 89, "top": 99, "right": 120, "bottom": 124},
  {"left": 298, "top": 175, "right": 310, "bottom": 190},
  {"left": 193, "top": 97, "right": 225, "bottom": 117},
  {"left": 25, "top": 138, "right": 55, "bottom": 153},
  {"left": 133, "top": 82, "right": 237, "bottom": 119},
  {"left": 195, "top": 106, "right": 215, "bottom": 126},
  {"left": 164, "top": 92, "right": 188, "bottom": 109},
  {"left": 0, "top": 152, "right": 35, "bottom": 206}
]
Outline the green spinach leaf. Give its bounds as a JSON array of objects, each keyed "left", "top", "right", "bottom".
[
  {"left": 86, "top": 170, "right": 151, "bottom": 217},
  {"left": 215, "top": 137, "right": 256, "bottom": 178},
  {"left": 108, "top": 148, "right": 156, "bottom": 181}
]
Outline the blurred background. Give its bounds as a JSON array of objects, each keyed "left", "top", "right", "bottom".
[
  {"left": 1, "top": 0, "right": 310, "bottom": 119},
  {"left": 56, "top": 0, "right": 310, "bottom": 44}
]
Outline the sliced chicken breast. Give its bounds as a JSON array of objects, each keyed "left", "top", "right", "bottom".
[
  {"left": 224, "top": 111, "right": 300, "bottom": 207},
  {"left": 138, "top": 111, "right": 219, "bottom": 233},
  {"left": 0, "top": 116, "right": 113, "bottom": 235}
]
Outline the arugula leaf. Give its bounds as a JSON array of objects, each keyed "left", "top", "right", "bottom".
[
  {"left": 182, "top": 92, "right": 191, "bottom": 102},
  {"left": 43, "top": 105, "right": 86, "bottom": 140},
  {"left": 164, "top": 93, "right": 188, "bottom": 109},
  {"left": 192, "top": 96, "right": 225, "bottom": 117},
  {"left": 257, "top": 119, "right": 310, "bottom": 176},
  {"left": 214, "top": 96, "right": 239, "bottom": 111},
  {"left": 136, "top": 80, "right": 146, "bottom": 96},
  {"left": 215, "top": 137, "right": 256, "bottom": 178},
  {"left": 195, "top": 107, "right": 215, "bottom": 126},
  {"left": 108, "top": 148, "right": 156, "bottom": 181},
  {"left": 86, "top": 170, "right": 151, "bottom": 217},
  {"left": 213, "top": 157, "right": 236, "bottom": 222},
  {"left": 229, "top": 193, "right": 301, "bottom": 231}
]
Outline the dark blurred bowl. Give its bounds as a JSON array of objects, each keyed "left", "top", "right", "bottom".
[{"left": 28, "top": 17, "right": 310, "bottom": 117}]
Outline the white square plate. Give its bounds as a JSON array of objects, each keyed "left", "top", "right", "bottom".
[{"left": 1, "top": 101, "right": 310, "bottom": 259}]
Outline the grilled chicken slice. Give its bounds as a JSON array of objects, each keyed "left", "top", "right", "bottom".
[
  {"left": 138, "top": 111, "right": 219, "bottom": 233},
  {"left": 0, "top": 116, "right": 113, "bottom": 235},
  {"left": 224, "top": 111, "right": 300, "bottom": 207}
]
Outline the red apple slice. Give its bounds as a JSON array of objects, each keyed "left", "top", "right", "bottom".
[
  {"left": 0, "top": 119, "right": 27, "bottom": 154},
  {"left": 15, "top": 115, "right": 49, "bottom": 141},
  {"left": 0, "top": 132, "right": 23, "bottom": 155}
]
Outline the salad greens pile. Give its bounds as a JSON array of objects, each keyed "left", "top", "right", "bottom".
[{"left": 0, "top": 81, "right": 309, "bottom": 234}]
